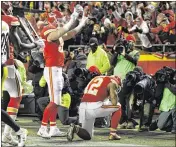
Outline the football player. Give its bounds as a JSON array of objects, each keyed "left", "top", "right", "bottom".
[
  {"left": 67, "top": 71, "right": 122, "bottom": 141},
  {"left": 37, "top": 5, "right": 88, "bottom": 138},
  {"left": 1, "top": 20, "right": 28, "bottom": 147}
]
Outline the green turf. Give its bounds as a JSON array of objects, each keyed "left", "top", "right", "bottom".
[{"left": 2, "top": 116, "right": 175, "bottom": 147}]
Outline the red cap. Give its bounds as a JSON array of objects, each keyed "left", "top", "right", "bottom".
[
  {"left": 88, "top": 66, "right": 101, "bottom": 75},
  {"left": 126, "top": 35, "right": 136, "bottom": 43}
]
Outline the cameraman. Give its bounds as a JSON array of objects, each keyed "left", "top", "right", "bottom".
[
  {"left": 118, "top": 66, "right": 143, "bottom": 129},
  {"left": 134, "top": 74, "right": 156, "bottom": 131},
  {"left": 150, "top": 67, "right": 176, "bottom": 133},
  {"left": 112, "top": 35, "right": 140, "bottom": 80},
  {"left": 37, "top": 73, "right": 79, "bottom": 127}
]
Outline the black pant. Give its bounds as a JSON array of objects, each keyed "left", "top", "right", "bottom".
[
  {"left": 141, "top": 102, "right": 155, "bottom": 126},
  {"left": 157, "top": 108, "right": 176, "bottom": 131},
  {"left": 1, "top": 109, "right": 20, "bottom": 132},
  {"left": 58, "top": 106, "right": 78, "bottom": 125},
  {"left": 118, "top": 84, "right": 134, "bottom": 124},
  {"left": 1, "top": 91, "right": 10, "bottom": 111}
]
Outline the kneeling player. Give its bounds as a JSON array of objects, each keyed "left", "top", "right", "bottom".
[{"left": 67, "top": 75, "right": 122, "bottom": 141}]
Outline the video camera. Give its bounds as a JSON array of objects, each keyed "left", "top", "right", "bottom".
[
  {"left": 134, "top": 74, "right": 155, "bottom": 101},
  {"left": 74, "top": 68, "right": 100, "bottom": 81},
  {"left": 125, "top": 70, "right": 143, "bottom": 87},
  {"left": 113, "top": 38, "right": 134, "bottom": 54},
  {"left": 154, "top": 66, "right": 175, "bottom": 84},
  {"left": 74, "top": 68, "right": 89, "bottom": 78}
]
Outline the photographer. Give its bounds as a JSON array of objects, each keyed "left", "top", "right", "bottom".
[
  {"left": 37, "top": 73, "right": 79, "bottom": 127},
  {"left": 72, "top": 66, "right": 109, "bottom": 128},
  {"left": 134, "top": 74, "right": 156, "bottom": 131},
  {"left": 67, "top": 47, "right": 87, "bottom": 80},
  {"left": 118, "top": 66, "right": 143, "bottom": 129},
  {"left": 150, "top": 67, "right": 176, "bottom": 133},
  {"left": 112, "top": 35, "right": 140, "bottom": 80},
  {"left": 69, "top": 66, "right": 103, "bottom": 117}
]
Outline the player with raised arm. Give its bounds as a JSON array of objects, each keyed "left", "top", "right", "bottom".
[{"left": 37, "top": 4, "right": 88, "bottom": 138}]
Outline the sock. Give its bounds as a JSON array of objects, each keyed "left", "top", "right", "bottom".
[
  {"left": 110, "top": 128, "right": 117, "bottom": 135},
  {"left": 1, "top": 109, "right": 20, "bottom": 133},
  {"left": 42, "top": 102, "right": 57, "bottom": 126},
  {"left": 3, "top": 115, "right": 17, "bottom": 135},
  {"left": 110, "top": 107, "right": 122, "bottom": 130},
  {"left": 40, "top": 125, "right": 47, "bottom": 130},
  {"left": 49, "top": 103, "right": 58, "bottom": 127}
]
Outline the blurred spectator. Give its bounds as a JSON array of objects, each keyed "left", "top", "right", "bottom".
[
  {"left": 11, "top": 1, "right": 176, "bottom": 46},
  {"left": 128, "top": 17, "right": 153, "bottom": 52}
]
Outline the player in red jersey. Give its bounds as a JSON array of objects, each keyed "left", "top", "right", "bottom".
[
  {"left": 1, "top": 3, "right": 44, "bottom": 146},
  {"left": 37, "top": 5, "right": 88, "bottom": 138},
  {"left": 67, "top": 69, "right": 122, "bottom": 141},
  {"left": 1, "top": 20, "right": 28, "bottom": 147}
]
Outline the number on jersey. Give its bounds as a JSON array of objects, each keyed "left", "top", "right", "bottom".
[
  {"left": 1, "top": 32, "right": 9, "bottom": 63},
  {"left": 84, "top": 77, "right": 103, "bottom": 96}
]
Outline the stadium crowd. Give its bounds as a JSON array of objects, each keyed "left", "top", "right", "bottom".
[{"left": 1, "top": 1, "right": 176, "bottom": 147}]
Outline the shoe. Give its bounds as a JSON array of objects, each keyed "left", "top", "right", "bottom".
[
  {"left": 16, "top": 128, "right": 28, "bottom": 147},
  {"left": 171, "top": 128, "right": 176, "bottom": 134},
  {"left": 37, "top": 127, "right": 51, "bottom": 139},
  {"left": 126, "top": 122, "right": 135, "bottom": 129},
  {"left": 2, "top": 133, "right": 18, "bottom": 146},
  {"left": 67, "top": 123, "right": 76, "bottom": 142},
  {"left": 138, "top": 125, "right": 149, "bottom": 132},
  {"left": 49, "top": 127, "right": 67, "bottom": 137},
  {"left": 149, "top": 121, "right": 158, "bottom": 131},
  {"left": 109, "top": 133, "right": 121, "bottom": 140},
  {"left": 119, "top": 122, "right": 128, "bottom": 129}
]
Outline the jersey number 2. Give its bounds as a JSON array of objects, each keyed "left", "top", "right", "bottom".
[{"left": 84, "top": 77, "right": 103, "bottom": 96}]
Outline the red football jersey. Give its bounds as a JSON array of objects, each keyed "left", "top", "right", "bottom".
[
  {"left": 82, "top": 76, "right": 121, "bottom": 102},
  {"left": 41, "top": 25, "right": 64, "bottom": 67},
  {"left": 2, "top": 15, "right": 19, "bottom": 65}
]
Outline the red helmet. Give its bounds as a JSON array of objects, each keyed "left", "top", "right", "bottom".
[{"left": 88, "top": 66, "right": 101, "bottom": 75}]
